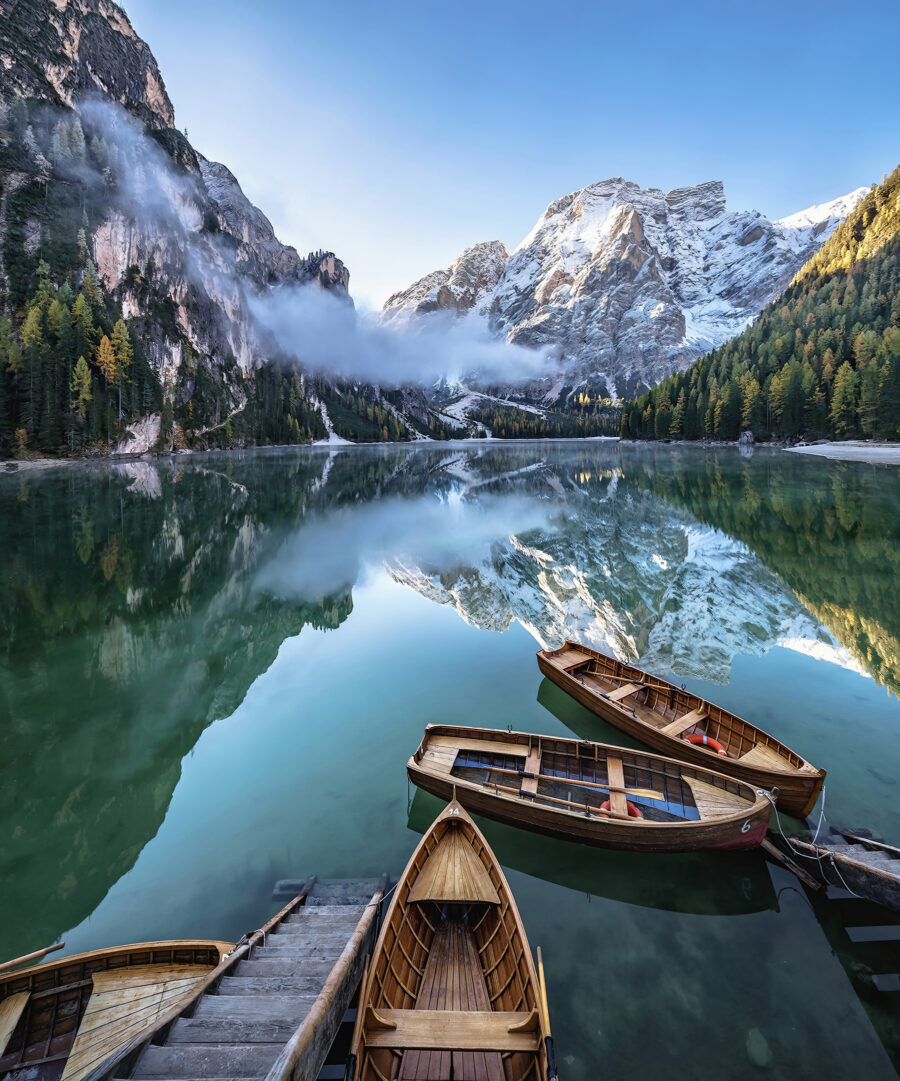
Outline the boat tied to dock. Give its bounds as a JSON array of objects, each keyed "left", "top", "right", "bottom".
[
  {"left": 537, "top": 641, "right": 825, "bottom": 818},
  {"left": 409, "top": 724, "right": 773, "bottom": 852}
]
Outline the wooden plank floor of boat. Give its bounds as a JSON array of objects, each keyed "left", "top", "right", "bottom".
[{"left": 399, "top": 919, "right": 504, "bottom": 1081}]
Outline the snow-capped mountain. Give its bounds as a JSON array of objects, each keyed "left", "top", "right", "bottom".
[{"left": 384, "top": 178, "right": 868, "bottom": 402}]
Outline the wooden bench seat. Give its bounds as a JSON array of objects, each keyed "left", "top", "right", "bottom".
[
  {"left": 364, "top": 1010, "right": 540, "bottom": 1052},
  {"left": 520, "top": 746, "right": 541, "bottom": 798},
  {"left": 661, "top": 709, "right": 708, "bottom": 737},
  {"left": 606, "top": 682, "right": 642, "bottom": 703}
]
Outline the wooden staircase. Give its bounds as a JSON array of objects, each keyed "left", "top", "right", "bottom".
[{"left": 84, "top": 879, "right": 385, "bottom": 1081}]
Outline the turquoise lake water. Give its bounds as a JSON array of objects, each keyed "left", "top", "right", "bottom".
[{"left": 1, "top": 441, "right": 898, "bottom": 1079}]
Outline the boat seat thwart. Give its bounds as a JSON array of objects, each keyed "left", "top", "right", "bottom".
[
  {"left": 605, "top": 683, "right": 642, "bottom": 703},
  {"left": 521, "top": 747, "right": 541, "bottom": 798},
  {"left": 363, "top": 1009, "right": 541, "bottom": 1052},
  {"left": 661, "top": 710, "right": 709, "bottom": 737}
]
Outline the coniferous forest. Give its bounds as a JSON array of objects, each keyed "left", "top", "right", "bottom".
[{"left": 620, "top": 166, "right": 900, "bottom": 442}]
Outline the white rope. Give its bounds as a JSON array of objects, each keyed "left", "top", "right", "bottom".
[{"left": 762, "top": 784, "right": 864, "bottom": 899}]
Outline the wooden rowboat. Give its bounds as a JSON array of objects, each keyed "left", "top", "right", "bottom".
[
  {"left": 351, "top": 800, "right": 555, "bottom": 1081},
  {"left": 408, "top": 725, "right": 773, "bottom": 853},
  {"left": 0, "top": 940, "right": 232, "bottom": 1081},
  {"left": 537, "top": 641, "right": 825, "bottom": 818}
]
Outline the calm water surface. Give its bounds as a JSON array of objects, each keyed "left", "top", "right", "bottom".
[{"left": 2, "top": 442, "right": 899, "bottom": 1080}]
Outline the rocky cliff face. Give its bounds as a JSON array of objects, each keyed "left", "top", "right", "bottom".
[
  {"left": 0, "top": 0, "right": 352, "bottom": 450},
  {"left": 0, "top": 0, "right": 174, "bottom": 129},
  {"left": 384, "top": 178, "right": 868, "bottom": 402}
]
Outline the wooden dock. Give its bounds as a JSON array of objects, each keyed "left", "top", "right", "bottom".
[{"left": 81, "top": 878, "right": 387, "bottom": 1081}]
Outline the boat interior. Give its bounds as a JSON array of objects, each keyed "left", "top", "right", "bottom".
[
  {"left": 0, "top": 943, "right": 226, "bottom": 1081},
  {"left": 546, "top": 645, "right": 807, "bottom": 772},
  {"left": 361, "top": 818, "right": 544, "bottom": 1081},
  {"left": 434, "top": 734, "right": 756, "bottom": 823}
]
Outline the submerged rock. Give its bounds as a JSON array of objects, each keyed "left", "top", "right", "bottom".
[{"left": 746, "top": 1027, "right": 773, "bottom": 1069}]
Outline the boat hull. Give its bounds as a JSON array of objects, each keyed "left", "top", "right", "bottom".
[
  {"left": 408, "top": 726, "right": 773, "bottom": 853},
  {"left": 0, "top": 940, "right": 231, "bottom": 1081},
  {"left": 537, "top": 647, "right": 824, "bottom": 819},
  {"left": 354, "top": 801, "right": 550, "bottom": 1081}
]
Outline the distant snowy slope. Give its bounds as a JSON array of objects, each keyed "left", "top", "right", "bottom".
[{"left": 384, "top": 179, "right": 867, "bottom": 403}]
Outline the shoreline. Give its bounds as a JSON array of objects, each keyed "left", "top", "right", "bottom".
[
  {"left": 784, "top": 441, "right": 900, "bottom": 465},
  {"left": 4, "top": 436, "right": 899, "bottom": 473}
]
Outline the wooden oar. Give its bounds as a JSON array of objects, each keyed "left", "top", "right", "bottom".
[
  {"left": 491, "top": 782, "right": 653, "bottom": 822},
  {"left": 592, "top": 670, "right": 681, "bottom": 696},
  {"left": 0, "top": 941, "right": 64, "bottom": 974},
  {"left": 478, "top": 764, "right": 665, "bottom": 802},
  {"left": 536, "top": 947, "right": 558, "bottom": 1081}
]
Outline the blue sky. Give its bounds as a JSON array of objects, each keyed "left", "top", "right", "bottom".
[{"left": 126, "top": 0, "right": 899, "bottom": 307}]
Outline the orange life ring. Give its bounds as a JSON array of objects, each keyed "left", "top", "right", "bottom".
[
  {"left": 683, "top": 733, "right": 728, "bottom": 756},
  {"left": 600, "top": 799, "right": 644, "bottom": 819}
]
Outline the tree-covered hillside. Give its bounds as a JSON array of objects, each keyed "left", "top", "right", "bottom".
[{"left": 620, "top": 166, "right": 900, "bottom": 442}]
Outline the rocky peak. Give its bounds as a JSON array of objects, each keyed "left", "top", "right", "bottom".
[
  {"left": 0, "top": 0, "right": 175, "bottom": 129},
  {"left": 383, "top": 240, "right": 508, "bottom": 323},
  {"left": 385, "top": 176, "right": 865, "bottom": 402}
]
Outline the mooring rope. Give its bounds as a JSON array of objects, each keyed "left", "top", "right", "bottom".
[{"left": 762, "top": 784, "right": 864, "bottom": 899}]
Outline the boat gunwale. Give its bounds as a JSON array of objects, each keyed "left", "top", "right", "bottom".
[{"left": 410, "top": 724, "right": 773, "bottom": 833}]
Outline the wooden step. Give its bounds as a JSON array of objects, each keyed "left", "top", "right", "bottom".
[
  {"left": 846, "top": 926, "right": 900, "bottom": 943},
  {"left": 267, "top": 927, "right": 357, "bottom": 942},
  {"left": 872, "top": 973, "right": 900, "bottom": 992},
  {"left": 168, "top": 1016, "right": 300, "bottom": 1045},
  {"left": 192, "top": 995, "right": 316, "bottom": 1021},
  {"left": 132, "top": 1042, "right": 283, "bottom": 1079},
  {"left": 216, "top": 975, "right": 331, "bottom": 996},
  {"left": 281, "top": 909, "right": 364, "bottom": 926},
  {"left": 250, "top": 944, "right": 348, "bottom": 959},
  {"left": 232, "top": 959, "right": 335, "bottom": 979}
]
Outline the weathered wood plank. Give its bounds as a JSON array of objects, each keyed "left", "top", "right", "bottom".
[
  {"left": 191, "top": 993, "right": 316, "bottom": 1021},
  {"left": 232, "top": 959, "right": 336, "bottom": 979},
  {"left": 61, "top": 966, "right": 212, "bottom": 1081},
  {"left": 132, "top": 1041, "right": 284, "bottom": 1079}
]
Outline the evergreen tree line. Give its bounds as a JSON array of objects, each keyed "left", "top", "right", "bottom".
[
  {"left": 0, "top": 263, "right": 161, "bottom": 455},
  {"left": 621, "top": 166, "right": 900, "bottom": 442},
  {"left": 315, "top": 381, "right": 413, "bottom": 442},
  {"left": 473, "top": 401, "right": 620, "bottom": 439}
]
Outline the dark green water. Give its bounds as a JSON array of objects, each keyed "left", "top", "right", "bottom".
[{"left": 2, "top": 442, "right": 899, "bottom": 1079}]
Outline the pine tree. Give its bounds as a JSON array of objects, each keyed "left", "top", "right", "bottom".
[
  {"left": 70, "top": 356, "right": 92, "bottom": 420},
  {"left": 858, "top": 361, "right": 880, "bottom": 437},
  {"left": 96, "top": 335, "right": 117, "bottom": 385},
  {"left": 72, "top": 293, "right": 95, "bottom": 361},
  {"left": 110, "top": 320, "right": 133, "bottom": 419},
  {"left": 830, "top": 362, "right": 859, "bottom": 436}
]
